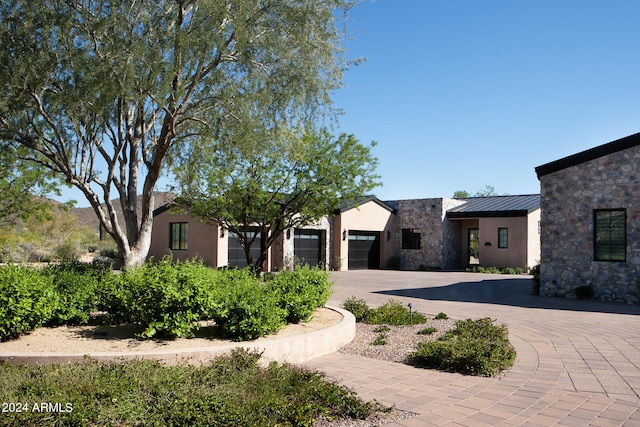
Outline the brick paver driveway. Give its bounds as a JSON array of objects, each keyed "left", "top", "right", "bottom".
[{"left": 304, "top": 270, "right": 640, "bottom": 426}]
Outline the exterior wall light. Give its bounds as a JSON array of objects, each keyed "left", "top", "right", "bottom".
[
  {"left": 220, "top": 228, "right": 225, "bottom": 238},
  {"left": 343, "top": 229, "right": 347, "bottom": 241}
]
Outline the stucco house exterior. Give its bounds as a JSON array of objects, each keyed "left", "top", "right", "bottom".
[
  {"left": 535, "top": 132, "right": 640, "bottom": 303},
  {"left": 148, "top": 195, "right": 541, "bottom": 272}
]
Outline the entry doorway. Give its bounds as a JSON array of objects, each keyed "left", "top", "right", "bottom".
[{"left": 468, "top": 228, "right": 479, "bottom": 266}]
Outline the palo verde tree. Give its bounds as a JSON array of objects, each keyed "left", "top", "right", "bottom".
[
  {"left": 172, "top": 129, "right": 380, "bottom": 272},
  {"left": 0, "top": 0, "right": 355, "bottom": 268}
]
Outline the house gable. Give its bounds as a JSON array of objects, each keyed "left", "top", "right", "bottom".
[{"left": 535, "top": 132, "right": 640, "bottom": 178}]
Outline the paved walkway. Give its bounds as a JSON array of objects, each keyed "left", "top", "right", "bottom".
[{"left": 303, "top": 271, "right": 640, "bottom": 426}]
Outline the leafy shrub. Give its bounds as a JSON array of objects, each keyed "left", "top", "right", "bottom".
[
  {"left": 372, "top": 333, "right": 387, "bottom": 346},
  {"left": 211, "top": 269, "right": 286, "bottom": 341},
  {"left": 386, "top": 255, "right": 400, "bottom": 270},
  {"left": 101, "top": 259, "right": 222, "bottom": 338},
  {"left": 0, "top": 348, "right": 385, "bottom": 426},
  {"left": 365, "top": 299, "right": 427, "bottom": 325},
  {"left": 44, "top": 262, "right": 108, "bottom": 325},
  {"left": 266, "top": 265, "right": 332, "bottom": 323},
  {"left": 417, "top": 327, "right": 438, "bottom": 335},
  {"left": 435, "top": 312, "right": 448, "bottom": 320},
  {"left": 575, "top": 284, "right": 594, "bottom": 300},
  {"left": 0, "top": 266, "right": 58, "bottom": 341},
  {"left": 411, "top": 318, "right": 516, "bottom": 376},
  {"left": 341, "top": 296, "right": 371, "bottom": 322},
  {"left": 531, "top": 263, "right": 541, "bottom": 295}
]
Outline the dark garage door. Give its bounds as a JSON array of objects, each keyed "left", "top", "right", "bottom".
[
  {"left": 294, "top": 229, "right": 323, "bottom": 267},
  {"left": 228, "top": 229, "right": 261, "bottom": 269},
  {"left": 348, "top": 231, "right": 380, "bottom": 270}
]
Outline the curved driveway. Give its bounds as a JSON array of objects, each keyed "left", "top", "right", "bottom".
[{"left": 304, "top": 270, "right": 640, "bottom": 426}]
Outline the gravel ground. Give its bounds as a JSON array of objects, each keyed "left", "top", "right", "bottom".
[{"left": 314, "top": 316, "right": 458, "bottom": 427}]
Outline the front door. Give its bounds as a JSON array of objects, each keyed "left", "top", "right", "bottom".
[{"left": 468, "top": 228, "right": 479, "bottom": 266}]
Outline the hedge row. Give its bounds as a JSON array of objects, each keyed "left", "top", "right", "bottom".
[{"left": 0, "top": 260, "right": 332, "bottom": 342}]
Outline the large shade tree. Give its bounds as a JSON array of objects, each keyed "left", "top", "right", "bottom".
[
  {"left": 172, "top": 129, "right": 380, "bottom": 272},
  {"left": 0, "top": 0, "right": 355, "bottom": 268}
]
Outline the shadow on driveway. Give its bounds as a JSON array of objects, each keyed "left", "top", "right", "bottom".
[{"left": 375, "top": 277, "right": 640, "bottom": 316}]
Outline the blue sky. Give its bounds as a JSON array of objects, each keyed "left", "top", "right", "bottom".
[
  {"left": 59, "top": 1, "right": 640, "bottom": 206},
  {"left": 332, "top": 0, "right": 640, "bottom": 200}
]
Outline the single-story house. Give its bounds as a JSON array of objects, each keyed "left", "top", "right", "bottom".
[
  {"left": 535, "top": 132, "right": 640, "bottom": 303},
  {"left": 148, "top": 195, "right": 541, "bottom": 272}
]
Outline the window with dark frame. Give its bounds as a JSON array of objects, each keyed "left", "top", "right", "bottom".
[
  {"left": 402, "top": 228, "right": 421, "bottom": 250},
  {"left": 170, "top": 222, "right": 188, "bottom": 251},
  {"left": 498, "top": 228, "right": 508, "bottom": 249},
  {"left": 594, "top": 209, "right": 626, "bottom": 262}
]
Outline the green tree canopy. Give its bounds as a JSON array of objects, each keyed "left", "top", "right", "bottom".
[
  {"left": 0, "top": 0, "right": 355, "bottom": 268},
  {"left": 172, "top": 129, "right": 380, "bottom": 272},
  {"left": 453, "top": 185, "right": 501, "bottom": 198}
]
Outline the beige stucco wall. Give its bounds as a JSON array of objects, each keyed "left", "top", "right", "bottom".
[
  {"left": 477, "top": 216, "right": 530, "bottom": 269},
  {"left": 149, "top": 210, "right": 221, "bottom": 266},
  {"left": 333, "top": 200, "right": 395, "bottom": 271},
  {"left": 527, "top": 209, "right": 541, "bottom": 268}
]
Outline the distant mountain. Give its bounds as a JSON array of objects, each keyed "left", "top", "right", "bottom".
[{"left": 70, "top": 192, "right": 175, "bottom": 234}]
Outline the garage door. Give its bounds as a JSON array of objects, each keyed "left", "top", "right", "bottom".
[
  {"left": 294, "top": 229, "right": 323, "bottom": 267},
  {"left": 228, "top": 229, "right": 261, "bottom": 269},
  {"left": 348, "top": 231, "right": 380, "bottom": 270}
]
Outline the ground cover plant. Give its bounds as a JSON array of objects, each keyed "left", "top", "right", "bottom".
[
  {"left": 0, "top": 260, "right": 332, "bottom": 342},
  {"left": 0, "top": 349, "right": 389, "bottom": 426},
  {"left": 410, "top": 317, "right": 516, "bottom": 376}
]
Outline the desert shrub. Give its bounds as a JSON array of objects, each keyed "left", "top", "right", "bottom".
[
  {"left": 44, "top": 262, "right": 109, "bottom": 325},
  {"left": 435, "top": 312, "right": 448, "bottom": 320},
  {"left": 341, "top": 296, "right": 371, "bottom": 322},
  {"left": 211, "top": 269, "right": 286, "bottom": 341},
  {"left": 417, "top": 327, "right": 438, "bottom": 335},
  {"left": 101, "top": 259, "right": 222, "bottom": 338},
  {"left": 372, "top": 333, "right": 387, "bottom": 346},
  {"left": 386, "top": 255, "right": 400, "bottom": 270},
  {"left": 266, "top": 266, "right": 332, "bottom": 323},
  {"left": 0, "top": 349, "right": 385, "bottom": 426},
  {"left": 0, "top": 266, "right": 58, "bottom": 341},
  {"left": 531, "top": 263, "right": 541, "bottom": 295},
  {"left": 575, "top": 284, "right": 594, "bottom": 300},
  {"left": 365, "top": 299, "right": 427, "bottom": 325},
  {"left": 411, "top": 318, "right": 516, "bottom": 376}
]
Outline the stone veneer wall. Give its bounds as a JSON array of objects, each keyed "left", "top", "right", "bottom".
[
  {"left": 278, "top": 217, "right": 332, "bottom": 270},
  {"left": 539, "top": 145, "right": 640, "bottom": 303},
  {"left": 391, "top": 198, "right": 464, "bottom": 270}
]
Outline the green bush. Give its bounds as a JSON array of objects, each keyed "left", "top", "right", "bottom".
[
  {"left": 44, "top": 262, "right": 109, "bottom": 325},
  {"left": 0, "top": 266, "right": 58, "bottom": 341},
  {"left": 0, "top": 349, "right": 385, "bottom": 426},
  {"left": 101, "top": 259, "right": 222, "bottom": 338},
  {"left": 341, "top": 296, "right": 371, "bottom": 322},
  {"left": 211, "top": 270, "right": 286, "bottom": 341},
  {"left": 411, "top": 318, "right": 516, "bottom": 376},
  {"left": 266, "top": 265, "right": 332, "bottom": 323},
  {"left": 417, "top": 326, "right": 438, "bottom": 335},
  {"left": 531, "top": 263, "right": 541, "bottom": 295},
  {"left": 365, "top": 299, "right": 427, "bottom": 325},
  {"left": 435, "top": 312, "right": 448, "bottom": 320}
]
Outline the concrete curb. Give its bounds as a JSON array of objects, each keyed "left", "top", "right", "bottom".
[{"left": 0, "top": 306, "right": 356, "bottom": 366}]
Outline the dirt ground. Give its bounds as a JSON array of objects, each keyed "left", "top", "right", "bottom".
[{"left": 0, "top": 307, "right": 342, "bottom": 354}]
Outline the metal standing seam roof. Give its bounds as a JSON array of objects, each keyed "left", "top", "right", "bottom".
[{"left": 446, "top": 194, "right": 540, "bottom": 218}]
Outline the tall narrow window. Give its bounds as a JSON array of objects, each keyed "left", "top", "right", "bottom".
[
  {"left": 498, "top": 228, "right": 508, "bottom": 249},
  {"left": 594, "top": 210, "right": 626, "bottom": 261},
  {"left": 170, "top": 222, "right": 188, "bottom": 250}
]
